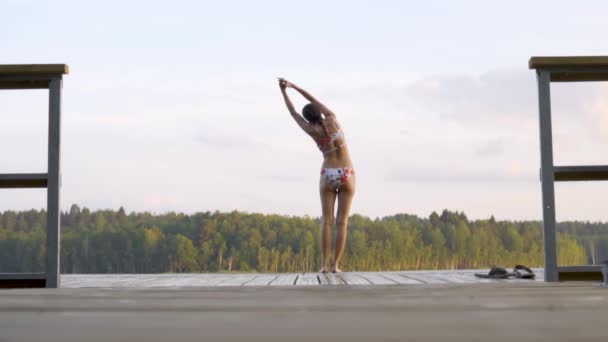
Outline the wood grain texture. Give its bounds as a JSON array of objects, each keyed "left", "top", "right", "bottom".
[
  {"left": 395, "top": 273, "right": 448, "bottom": 284},
  {"left": 0, "top": 64, "right": 69, "bottom": 75},
  {"left": 358, "top": 273, "right": 398, "bottom": 285},
  {"left": 216, "top": 275, "right": 257, "bottom": 286},
  {"left": 0, "top": 80, "right": 50, "bottom": 89},
  {"left": 0, "top": 173, "right": 47, "bottom": 188},
  {"left": 379, "top": 273, "right": 425, "bottom": 285},
  {"left": 549, "top": 72, "right": 608, "bottom": 82},
  {"left": 337, "top": 273, "right": 372, "bottom": 285},
  {"left": 529, "top": 56, "right": 608, "bottom": 69},
  {"left": 529, "top": 56, "right": 608, "bottom": 82},
  {"left": 244, "top": 275, "right": 279, "bottom": 286},
  {"left": 319, "top": 273, "right": 345, "bottom": 285},
  {"left": 268, "top": 273, "right": 299, "bottom": 286},
  {"left": 294, "top": 273, "right": 319, "bottom": 286},
  {"left": 3, "top": 283, "right": 606, "bottom": 342},
  {"left": 57, "top": 270, "right": 548, "bottom": 288}
]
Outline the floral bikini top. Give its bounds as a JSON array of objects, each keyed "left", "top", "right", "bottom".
[{"left": 315, "top": 127, "right": 347, "bottom": 154}]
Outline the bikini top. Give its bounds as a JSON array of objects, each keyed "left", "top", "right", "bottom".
[{"left": 315, "top": 127, "right": 347, "bottom": 154}]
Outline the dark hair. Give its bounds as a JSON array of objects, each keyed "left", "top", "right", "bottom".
[{"left": 302, "top": 103, "right": 321, "bottom": 123}]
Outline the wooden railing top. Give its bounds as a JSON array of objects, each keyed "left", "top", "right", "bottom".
[
  {"left": 0, "top": 64, "right": 69, "bottom": 76},
  {"left": 0, "top": 64, "right": 69, "bottom": 89},
  {"left": 529, "top": 56, "right": 608, "bottom": 82},
  {"left": 529, "top": 56, "right": 608, "bottom": 69}
]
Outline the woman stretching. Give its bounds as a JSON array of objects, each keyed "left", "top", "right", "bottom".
[{"left": 279, "top": 78, "right": 355, "bottom": 273}]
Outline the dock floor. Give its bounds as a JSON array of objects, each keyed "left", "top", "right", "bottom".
[
  {"left": 2, "top": 271, "right": 608, "bottom": 342},
  {"left": 60, "top": 269, "right": 545, "bottom": 287},
  {"left": 2, "top": 282, "right": 607, "bottom": 342}
]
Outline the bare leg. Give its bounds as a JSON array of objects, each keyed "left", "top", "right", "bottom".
[
  {"left": 319, "top": 181, "right": 337, "bottom": 273},
  {"left": 333, "top": 175, "right": 355, "bottom": 273}
]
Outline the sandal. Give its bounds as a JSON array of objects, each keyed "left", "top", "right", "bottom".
[
  {"left": 513, "top": 265, "right": 535, "bottom": 279},
  {"left": 475, "top": 265, "right": 510, "bottom": 279}
]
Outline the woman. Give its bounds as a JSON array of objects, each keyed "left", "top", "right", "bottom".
[{"left": 278, "top": 78, "right": 355, "bottom": 273}]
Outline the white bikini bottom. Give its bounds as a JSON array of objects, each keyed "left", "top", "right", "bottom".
[{"left": 320, "top": 167, "right": 354, "bottom": 190}]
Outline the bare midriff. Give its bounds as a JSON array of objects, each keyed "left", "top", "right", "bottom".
[{"left": 321, "top": 144, "right": 353, "bottom": 169}]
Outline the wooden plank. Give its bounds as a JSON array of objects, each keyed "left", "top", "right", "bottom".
[
  {"left": 536, "top": 70, "right": 558, "bottom": 282},
  {"left": 121, "top": 274, "right": 170, "bottom": 288},
  {"left": 178, "top": 274, "right": 229, "bottom": 287},
  {"left": 216, "top": 274, "right": 257, "bottom": 287},
  {"left": 0, "top": 279, "right": 45, "bottom": 288},
  {"left": 86, "top": 275, "right": 132, "bottom": 287},
  {"left": 63, "top": 274, "right": 141, "bottom": 288},
  {"left": 558, "top": 266, "right": 602, "bottom": 281},
  {"left": 139, "top": 274, "right": 211, "bottom": 287},
  {"left": 380, "top": 273, "right": 424, "bottom": 285},
  {"left": 0, "top": 80, "right": 50, "bottom": 89},
  {"left": 358, "top": 273, "right": 398, "bottom": 285},
  {"left": 319, "top": 273, "right": 345, "bottom": 285},
  {"left": 0, "top": 64, "right": 69, "bottom": 75},
  {"left": 529, "top": 56, "right": 608, "bottom": 82},
  {"left": 244, "top": 274, "right": 279, "bottom": 286},
  {"left": 59, "top": 275, "right": 79, "bottom": 287},
  {"left": 337, "top": 273, "right": 372, "bottom": 285},
  {"left": 534, "top": 271, "right": 545, "bottom": 282},
  {"left": 115, "top": 275, "right": 161, "bottom": 287},
  {"left": 0, "top": 273, "right": 46, "bottom": 289},
  {"left": 149, "top": 274, "right": 194, "bottom": 287},
  {"left": 53, "top": 270, "right": 551, "bottom": 288},
  {"left": 430, "top": 273, "right": 470, "bottom": 284},
  {"left": 127, "top": 275, "right": 171, "bottom": 287},
  {"left": 397, "top": 273, "right": 448, "bottom": 284},
  {"left": 554, "top": 165, "right": 608, "bottom": 181},
  {"left": 109, "top": 275, "right": 151, "bottom": 287},
  {"left": 529, "top": 56, "right": 608, "bottom": 69},
  {"left": 5, "top": 283, "right": 608, "bottom": 342},
  {"left": 446, "top": 272, "right": 493, "bottom": 284},
  {"left": 197, "top": 274, "right": 226, "bottom": 286},
  {"left": 294, "top": 273, "right": 320, "bottom": 286},
  {"left": 0, "top": 273, "right": 45, "bottom": 279},
  {"left": 550, "top": 72, "right": 608, "bottom": 82},
  {"left": 45, "top": 77, "right": 62, "bottom": 288},
  {"left": 0, "top": 174, "right": 47, "bottom": 188},
  {"left": 268, "top": 273, "right": 298, "bottom": 286},
  {"left": 60, "top": 274, "right": 102, "bottom": 288}
]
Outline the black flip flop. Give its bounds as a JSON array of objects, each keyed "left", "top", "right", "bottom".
[
  {"left": 475, "top": 265, "right": 510, "bottom": 279},
  {"left": 513, "top": 265, "right": 535, "bottom": 279}
]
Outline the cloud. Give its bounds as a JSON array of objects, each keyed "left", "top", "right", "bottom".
[
  {"left": 476, "top": 139, "right": 505, "bottom": 157},
  {"left": 575, "top": 84, "right": 608, "bottom": 142},
  {"left": 194, "top": 129, "right": 265, "bottom": 149},
  {"left": 384, "top": 165, "right": 534, "bottom": 183},
  {"left": 403, "top": 69, "right": 537, "bottom": 123},
  {"left": 261, "top": 173, "right": 307, "bottom": 183},
  {"left": 397, "top": 70, "right": 608, "bottom": 148}
]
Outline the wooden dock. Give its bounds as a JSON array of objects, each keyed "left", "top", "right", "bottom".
[
  {"left": 2, "top": 279, "right": 607, "bottom": 342},
  {"left": 60, "top": 269, "right": 546, "bottom": 287}
]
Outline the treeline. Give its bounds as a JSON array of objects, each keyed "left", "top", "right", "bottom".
[{"left": 0, "top": 205, "right": 605, "bottom": 273}]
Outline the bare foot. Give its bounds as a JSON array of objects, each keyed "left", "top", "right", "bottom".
[
  {"left": 332, "top": 266, "right": 342, "bottom": 273},
  {"left": 319, "top": 266, "right": 329, "bottom": 273}
]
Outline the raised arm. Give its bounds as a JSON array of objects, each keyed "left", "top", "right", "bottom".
[
  {"left": 287, "top": 81, "right": 336, "bottom": 118},
  {"left": 279, "top": 78, "right": 315, "bottom": 134}
]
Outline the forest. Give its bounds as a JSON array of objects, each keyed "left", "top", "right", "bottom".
[{"left": 1, "top": 205, "right": 606, "bottom": 273}]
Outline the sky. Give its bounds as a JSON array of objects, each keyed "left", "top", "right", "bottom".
[{"left": 2, "top": 0, "right": 608, "bottom": 221}]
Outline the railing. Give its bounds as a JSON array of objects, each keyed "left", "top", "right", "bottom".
[
  {"left": 530, "top": 56, "right": 608, "bottom": 282},
  {"left": 0, "top": 64, "right": 68, "bottom": 288}
]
